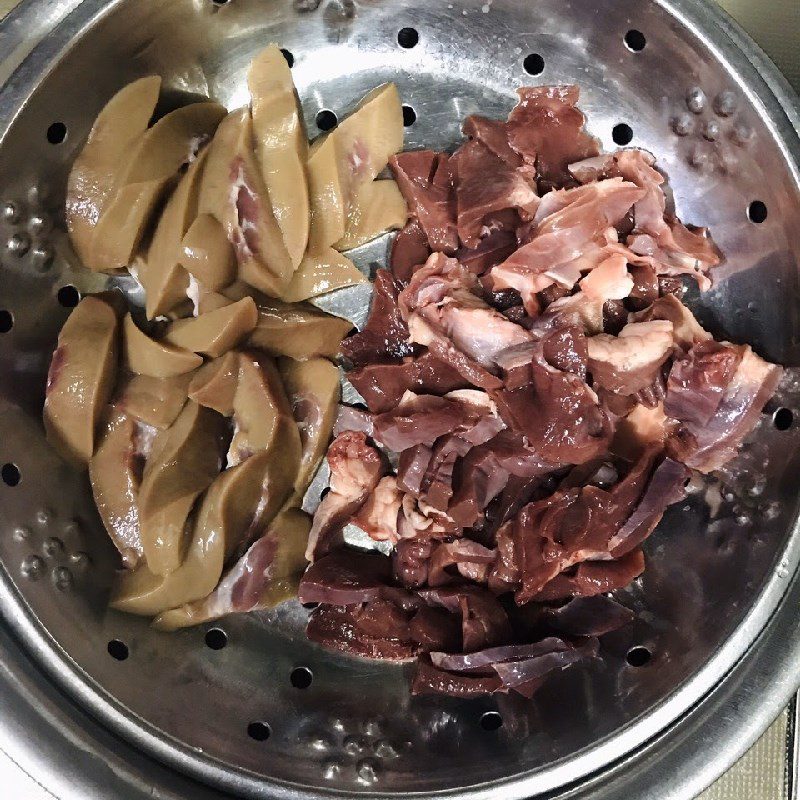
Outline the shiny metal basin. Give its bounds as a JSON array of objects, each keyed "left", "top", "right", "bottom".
[{"left": 0, "top": 0, "right": 799, "bottom": 798}]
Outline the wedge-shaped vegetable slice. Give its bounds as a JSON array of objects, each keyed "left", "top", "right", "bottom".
[
  {"left": 248, "top": 45, "right": 310, "bottom": 269},
  {"left": 248, "top": 298, "right": 352, "bottom": 360},
  {"left": 89, "top": 407, "right": 150, "bottom": 568},
  {"left": 137, "top": 401, "right": 228, "bottom": 575},
  {"left": 137, "top": 149, "right": 208, "bottom": 319},
  {"left": 279, "top": 357, "right": 340, "bottom": 501},
  {"left": 181, "top": 213, "right": 236, "bottom": 291},
  {"left": 66, "top": 76, "right": 161, "bottom": 270},
  {"left": 189, "top": 279, "right": 255, "bottom": 314},
  {"left": 188, "top": 351, "right": 239, "bottom": 416},
  {"left": 336, "top": 83, "right": 404, "bottom": 185},
  {"left": 307, "top": 133, "right": 348, "bottom": 252},
  {"left": 198, "top": 108, "right": 293, "bottom": 296},
  {"left": 111, "top": 452, "right": 268, "bottom": 616},
  {"left": 140, "top": 494, "right": 198, "bottom": 576},
  {"left": 280, "top": 247, "right": 366, "bottom": 303},
  {"left": 44, "top": 293, "right": 124, "bottom": 466},
  {"left": 119, "top": 373, "right": 191, "bottom": 430},
  {"left": 152, "top": 508, "right": 311, "bottom": 630},
  {"left": 123, "top": 313, "right": 202, "bottom": 377},
  {"left": 164, "top": 296, "right": 258, "bottom": 357},
  {"left": 228, "top": 353, "right": 301, "bottom": 463},
  {"left": 334, "top": 180, "right": 407, "bottom": 251},
  {"left": 307, "top": 83, "right": 403, "bottom": 251},
  {"left": 219, "top": 353, "right": 300, "bottom": 559},
  {"left": 197, "top": 291, "right": 234, "bottom": 314},
  {"left": 90, "top": 102, "right": 226, "bottom": 272}
]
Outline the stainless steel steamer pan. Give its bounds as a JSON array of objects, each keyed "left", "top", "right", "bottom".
[{"left": 1, "top": 1, "right": 800, "bottom": 798}]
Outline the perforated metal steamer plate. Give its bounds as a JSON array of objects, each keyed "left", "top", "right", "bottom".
[{"left": 1, "top": 0, "right": 800, "bottom": 798}]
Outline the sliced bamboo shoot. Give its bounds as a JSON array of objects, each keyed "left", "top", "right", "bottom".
[
  {"left": 280, "top": 247, "right": 366, "bottom": 303},
  {"left": 334, "top": 179, "right": 407, "bottom": 251},
  {"left": 123, "top": 314, "right": 202, "bottom": 378},
  {"left": 43, "top": 293, "right": 123, "bottom": 466},
  {"left": 248, "top": 45, "right": 310, "bottom": 269},
  {"left": 90, "top": 102, "right": 226, "bottom": 271},
  {"left": 66, "top": 77, "right": 161, "bottom": 270},
  {"left": 163, "top": 297, "right": 258, "bottom": 357}
]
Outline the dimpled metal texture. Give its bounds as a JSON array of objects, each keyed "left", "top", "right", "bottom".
[{"left": 0, "top": 0, "right": 800, "bottom": 798}]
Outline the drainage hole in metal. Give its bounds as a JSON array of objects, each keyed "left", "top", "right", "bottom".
[
  {"left": 523, "top": 53, "right": 545, "bottom": 75},
  {"left": 624, "top": 29, "right": 647, "bottom": 52},
  {"left": 248, "top": 721, "right": 271, "bottom": 741},
  {"left": 397, "top": 27, "right": 419, "bottom": 48},
  {"left": 290, "top": 666, "right": 314, "bottom": 689},
  {"left": 108, "top": 640, "right": 129, "bottom": 661},
  {"left": 480, "top": 711, "right": 503, "bottom": 731},
  {"left": 773, "top": 408, "right": 793, "bottom": 431},
  {"left": 1, "top": 463, "right": 20, "bottom": 486},
  {"left": 47, "top": 122, "right": 67, "bottom": 145},
  {"left": 626, "top": 645, "right": 651, "bottom": 667},
  {"left": 316, "top": 109, "right": 338, "bottom": 131},
  {"left": 57, "top": 285, "right": 80, "bottom": 307},
  {"left": 205, "top": 628, "right": 228, "bottom": 650},
  {"left": 612, "top": 123, "right": 633, "bottom": 145},
  {"left": 748, "top": 200, "right": 767, "bottom": 223},
  {"left": 402, "top": 105, "right": 417, "bottom": 127}
]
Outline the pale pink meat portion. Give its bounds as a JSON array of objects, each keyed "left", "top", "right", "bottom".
[
  {"left": 401, "top": 254, "right": 531, "bottom": 371},
  {"left": 569, "top": 148, "right": 720, "bottom": 291},
  {"left": 305, "top": 431, "right": 384, "bottom": 561},
  {"left": 353, "top": 475, "right": 403, "bottom": 545},
  {"left": 490, "top": 178, "right": 644, "bottom": 313},
  {"left": 667, "top": 345, "right": 782, "bottom": 472},
  {"left": 587, "top": 320, "right": 675, "bottom": 396},
  {"left": 633, "top": 294, "right": 712, "bottom": 350}
]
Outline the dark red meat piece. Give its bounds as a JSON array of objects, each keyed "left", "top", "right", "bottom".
[
  {"left": 454, "top": 229, "right": 518, "bottom": 275},
  {"left": 340, "top": 270, "right": 412, "bottom": 367},
  {"left": 541, "top": 595, "right": 635, "bottom": 636},
  {"left": 506, "top": 85, "right": 600, "bottom": 189},
  {"left": 664, "top": 340, "right": 744, "bottom": 427},
  {"left": 666, "top": 345, "right": 782, "bottom": 472},
  {"left": 608, "top": 457, "right": 689, "bottom": 556},
  {"left": 307, "top": 605, "right": 418, "bottom": 661},
  {"left": 347, "top": 353, "right": 470, "bottom": 414},
  {"left": 535, "top": 549, "right": 645, "bottom": 601},
  {"left": 393, "top": 538, "right": 434, "bottom": 589},
  {"left": 451, "top": 140, "right": 538, "bottom": 248},
  {"left": 412, "top": 657, "right": 503, "bottom": 696},
  {"left": 409, "top": 606, "right": 462, "bottom": 651},
  {"left": 391, "top": 219, "right": 432, "bottom": 283},
  {"left": 419, "top": 586, "right": 512, "bottom": 652},
  {"left": 298, "top": 549, "right": 394, "bottom": 606},
  {"left": 491, "top": 354, "right": 612, "bottom": 466},
  {"left": 426, "top": 538, "right": 496, "bottom": 587},
  {"left": 390, "top": 150, "right": 459, "bottom": 253},
  {"left": 507, "top": 446, "right": 660, "bottom": 603},
  {"left": 372, "top": 394, "right": 468, "bottom": 451},
  {"left": 463, "top": 114, "right": 522, "bottom": 167}
]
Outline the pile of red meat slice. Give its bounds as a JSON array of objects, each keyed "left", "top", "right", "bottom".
[{"left": 298, "top": 86, "right": 783, "bottom": 698}]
